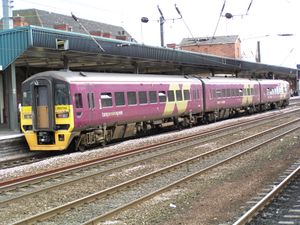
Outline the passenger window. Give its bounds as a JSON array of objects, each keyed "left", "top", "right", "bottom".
[
  {"left": 101, "top": 92, "right": 113, "bottom": 107},
  {"left": 87, "top": 93, "right": 95, "bottom": 109},
  {"left": 222, "top": 89, "right": 226, "bottom": 98},
  {"left": 115, "top": 92, "right": 125, "bottom": 106},
  {"left": 239, "top": 89, "right": 243, "bottom": 96},
  {"left": 158, "top": 91, "right": 167, "bottom": 102},
  {"left": 216, "top": 90, "right": 222, "bottom": 98},
  {"left": 138, "top": 91, "right": 147, "bottom": 104},
  {"left": 127, "top": 92, "right": 137, "bottom": 105},
  {"left": 75, "top": 93, "right": 83, "bottom": 108},
  {"left": 168, "top": 90, "right": 175, "bottom": 102},
  {"left": 149, "top": 91, "right": 157, "bottom": 103},
  {"left": 183, "top": 90, "right": 190, "bottom": 100},
  {"left": 176, "top": 90, "right": 183, "bottom": 101},
  {"left": 226, "top": 89, "right": 230, "bottom": 97}
]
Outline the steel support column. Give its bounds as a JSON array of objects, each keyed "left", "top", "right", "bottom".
[{"left": 5, "top": 63, "right": 18, "bottom": 130}]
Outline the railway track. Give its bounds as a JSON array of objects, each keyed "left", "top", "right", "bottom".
[
  {"left": 1, "top": 112, "right": 300, "bottom": 224},
  {"left": 233, "top": 162, "right": 300, "bottom": 225},
  {"left": 0, "top": 107, "right": 298, "bottom": 171}
]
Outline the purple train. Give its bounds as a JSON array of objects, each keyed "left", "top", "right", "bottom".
[{"left": 20, "top": 71, "right": 290, "bottom": 151}]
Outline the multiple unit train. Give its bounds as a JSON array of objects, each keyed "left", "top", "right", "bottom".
[{"left": 20, "top": 71, "right": 290, "bottom": 151}]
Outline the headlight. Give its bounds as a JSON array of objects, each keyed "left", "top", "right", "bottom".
[
  {"left": 24, "top": 114, "right": 32, "bottom": 119},
  {"left": 56, "top": 112, "right": 69, "bottom": 118}
]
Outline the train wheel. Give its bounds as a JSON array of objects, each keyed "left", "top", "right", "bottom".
[{"left": 75, "top": 136, "right": 85, "bottom": 152}]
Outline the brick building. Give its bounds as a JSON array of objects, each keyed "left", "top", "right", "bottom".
[
  {"left": 0, "top": 8, "right": 133, "bottom": 41},
  {"left": 179, "top": 35, "right": 241, "bottom": 59}
]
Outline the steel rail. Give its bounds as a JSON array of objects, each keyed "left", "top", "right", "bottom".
[
  {"left": 10, "top": 121, "right": 300, "bottom": 225},
  {"left": 82, "top": 126, "right": 300, "bottom": 224},
  {"left": 0, "top": 115, "right": 295, "bottom": 205},
  {"left": 1, "top": 108, "right": 298, "bottom": 190},
  {"left": 232, "top": 166, "right": 300, "bottom": 225}
]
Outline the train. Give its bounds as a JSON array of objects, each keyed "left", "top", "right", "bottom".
[{"left": 20, "top": 71, "right": 290, "bottom": 151}]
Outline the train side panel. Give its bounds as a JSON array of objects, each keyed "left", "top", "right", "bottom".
[
  {"left": 201, "top": 78, "right": 260, "bottom": 113},
  {"left": 258, "top": 80, "right": 290, "bottom": 108}
]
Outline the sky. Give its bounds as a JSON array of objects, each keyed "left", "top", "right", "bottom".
[{"left": 1, "top": 0, "right": 299, "bottom": 68}]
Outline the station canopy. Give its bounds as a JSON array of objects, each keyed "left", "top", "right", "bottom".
[{"left": 0, "top": 26, "right": 297, "bottom": 79}]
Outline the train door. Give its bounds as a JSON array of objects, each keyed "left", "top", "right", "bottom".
[
  {"left": 32, "top": 80, "right": 54, "bottom": 130},
  {"left": 87, "top": 91, "right": 96, "bottom": 125}
]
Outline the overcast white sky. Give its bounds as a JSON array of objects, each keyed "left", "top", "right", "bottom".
[{"left": 1, "top": 0, "right": 299, "bottom": 68}]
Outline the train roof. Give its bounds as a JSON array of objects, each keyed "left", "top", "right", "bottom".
[
  {"left": 24, "top": 71, "right": 201, "bottom": 84},
  {"left": 200, "top": 77, "right": 258, "bottom": 84}
]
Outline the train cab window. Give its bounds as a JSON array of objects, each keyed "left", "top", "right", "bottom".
[
  {"left": 55, "top": 83, "right": 70, "bottom": 105},
  {"left": 176, "top": 90, "right": 183, "bottom": 101},
  {"left": 168, "top": 90, "right": 175, "bottom": 102},
  {"left": 149, "top": 91, "right": 157, "bottom": 103},
  {"left": 158, "top": 91, "right": 167, "bottom": 103},
  {"left": 75, "top": 93, "right": 83, "bottom": 108},
  {"left": 127, "top": 92, "right": 137, "bottom": 105},
  {"left": 87, "top": 93, "right": 95, "bottom": 109},
  {"left": 216, "top": 90, "right": 222, "bottom": 98},
  {"left": 22, "top": 90, "right": 32, "bottom": 106},
  {"left": 115, "top": 92, "right": 125, "bottom": 106},
  {"left": 138, "top": 91, "right": 147, "bottom": 104},
  {"left": 183, "top": 90, "right": 190, "bottom": 100},
  {"left": 100, "top": 92, "right": 113, "bottom": 107}
]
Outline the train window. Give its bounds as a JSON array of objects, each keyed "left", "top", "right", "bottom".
[
  {"left": 158, "top": 91, "right": 167, "bottom": 102},
  {"left": 149, "top": 91, "right": 157, "bottom": 103},
  {"left": 216, "top": 90, "right": 222, "bottom": 98},
  {"left": 75, "top": 93, "right": 83, "bottom": 108},
  {"left": 115, "top": 92, "right": 125, "bottom": 106},
  {"left": 22, "top": 90, "right": 32, "bottom": 106},
  {"left": 196, "top": 89, "right": 200, "bottom": 99},
  {"left": 101, "top": 92, "right": 113, "bottom": 107},
  {"left": 239, "top": 89, "right": 243, "bottom": 96},
  {"left": 168, "top": 90, "right": 175, "bottom": 102},
  {"left": 87, "top": 93, "right": 95, "bottom": 109},
  {"left": 127, "top": 92, "right": 137, "bottom": 105},
  {"left": 176, "top": 90, "right": 183, "bottom": 101},
  {"left": 183, "top": 90, "right": 190, "bottom": 100},
  {"left": 138, "top": 91, "right": 147, "bottom": 104},
  {"left": 221, "top": 89, "right": 226, "bottom": 98},
  {"left": 55, "top": 83, "right": 70, "bottom": 105},
  {"left": 226, "top": 89, "right": 231, "bottom": 97},
  {"left": 230, "top": 89, "right": 235, "bottom": 97}
]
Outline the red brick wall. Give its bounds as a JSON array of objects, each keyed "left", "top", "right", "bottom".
[{"left": 181, "top": 42, "right": 241, "bottom": 59}]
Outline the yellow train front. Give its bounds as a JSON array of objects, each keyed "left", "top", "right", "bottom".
[{"left": 20, "top": 74, "right": 75, "bottom": 151}]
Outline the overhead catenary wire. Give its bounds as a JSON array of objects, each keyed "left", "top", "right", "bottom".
[
  {"left": 71, "top": 12, "right": 105, "bottom": 52},
  {"left": 211, "top": 0, "right": 226, "bottom": 43}
]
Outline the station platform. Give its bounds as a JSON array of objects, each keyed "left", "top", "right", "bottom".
[{"left": 0, "top": 125, "right": 23, "bottom": 141}]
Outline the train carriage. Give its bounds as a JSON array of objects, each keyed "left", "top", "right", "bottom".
[
  {"left": 200, "top": 78, "right": 261, "bottom": 121},
  {"left": 20, "top": 71, "right": 290, "bottom": 151},
  {"left": 258, "top": 79, "right": 290, "bottom": 110},
  {"left": 20, "top": 71, "right": 204, "bottom": 151}
]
